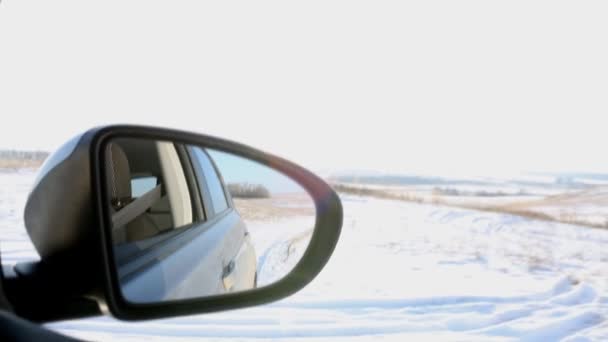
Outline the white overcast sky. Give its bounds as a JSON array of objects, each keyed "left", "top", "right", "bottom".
[{"left": 1, "top": 1, "right": 607, "bottom": 176}]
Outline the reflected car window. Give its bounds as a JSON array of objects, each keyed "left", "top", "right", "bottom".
[
  {"left": 131, "top": 176, "right": 157, "bottom": 197},
  {"left": 192, "top": 148, "right": 229, "bottom": 215}
]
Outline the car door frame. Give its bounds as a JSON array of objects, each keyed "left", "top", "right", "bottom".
[{"left": 184, "top": 145, "right": 250, "bottom": 291}]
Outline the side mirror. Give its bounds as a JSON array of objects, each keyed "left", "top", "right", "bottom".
[{"left": 8, "top": 125, "right": 342, "bottom": 322}]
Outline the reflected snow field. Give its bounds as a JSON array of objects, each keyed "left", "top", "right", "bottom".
[{"left": 3, "top": 171, "right": 608, "bottom": 341}]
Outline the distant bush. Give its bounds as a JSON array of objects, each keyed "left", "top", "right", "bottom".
[
  {"left": 228, "top": 183, "right": 271, "bottom": 199},
  {"left": 332, "top": 183, "right": 424, "bottom": 203},
  {"left": 0, "top": 149, "right": 49, "bottom": 169},
  {"left": 431, "top": 187, "right": 528, "bottom": 197}
]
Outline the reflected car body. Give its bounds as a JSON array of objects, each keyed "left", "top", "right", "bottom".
[{"left": 108, "top": 138, "right": 257, "bottom": 302}]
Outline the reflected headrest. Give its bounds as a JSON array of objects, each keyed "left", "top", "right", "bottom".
[{"left": 106, "top": 143, "right": 131, "bottom": 208}]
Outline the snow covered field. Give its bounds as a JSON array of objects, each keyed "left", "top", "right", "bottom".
[{"left": 3, "top": 171, "right": 608, "bottom": 341}]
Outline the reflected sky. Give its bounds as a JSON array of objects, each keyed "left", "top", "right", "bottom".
[{"left": 207, "top": 149, "right": 303, "bottom": 195}]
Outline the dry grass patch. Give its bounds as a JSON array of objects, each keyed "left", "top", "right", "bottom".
[
  {"left": 332, "top": 182, "right": 607, "bottom": 229},
  {"left": 233, "top": 193, "right": 315, "bottom": 222}
]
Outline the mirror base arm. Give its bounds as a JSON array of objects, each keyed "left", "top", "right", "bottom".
[{"left": 2, "top": 261, "right": 102, "bottom": 323}]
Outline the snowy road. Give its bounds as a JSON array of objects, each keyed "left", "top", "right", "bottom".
[{"left": 3, "top": 171, "right": 608, "bottom": 341}]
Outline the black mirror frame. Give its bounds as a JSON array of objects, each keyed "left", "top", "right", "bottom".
[{"left": 92, "top": 125, "right": 343, "bottom": 320}]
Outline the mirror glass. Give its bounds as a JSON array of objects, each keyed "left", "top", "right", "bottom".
[{"left": 103, "top": 137, "right": 315, "bottom": 303}]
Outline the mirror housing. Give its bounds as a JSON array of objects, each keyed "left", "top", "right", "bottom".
[{"left": 7, "top": 125, "right": 342, "bottom": 322}]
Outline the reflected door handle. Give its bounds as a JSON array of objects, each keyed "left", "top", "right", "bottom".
[{"left": 222, "top": 260, "right": 236, "bottom": 291}]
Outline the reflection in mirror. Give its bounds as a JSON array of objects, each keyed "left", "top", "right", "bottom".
[{"left": 103, "top": 138, "right": 315, "bottom": 303}]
